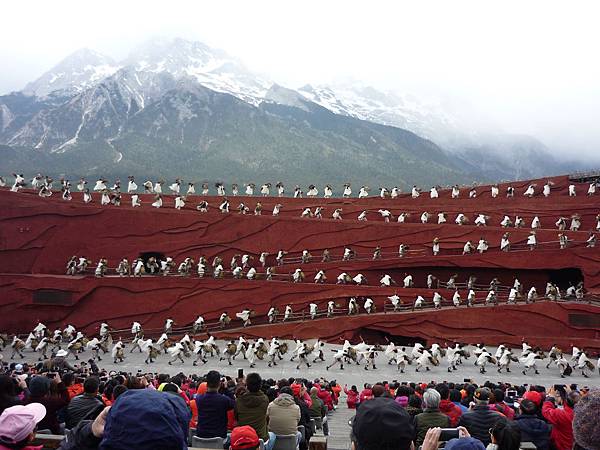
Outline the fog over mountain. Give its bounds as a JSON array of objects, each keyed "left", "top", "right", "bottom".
[{"left": 1, "top": 0, "right": 599, "bottom": 179}]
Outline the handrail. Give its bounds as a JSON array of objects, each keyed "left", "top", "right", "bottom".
[{"left": 97, "top": 296, "right": 600, "bottom": 342}]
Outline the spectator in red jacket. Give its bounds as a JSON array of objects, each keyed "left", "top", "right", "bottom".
[
  {"left": 489, "top": 389, "right": 515, "bottom": 420},
  {"left": 359, "top": 384, "right": 373, "bottom": 404},
  {"left": 542, "top": 386, "right": 580, "bottom": 450},
  {"left": 316, "top": 385, "right": 333, "bottom": 411},
  {"left": 436, "top": 383, "right": 462, "bottom": 426},
  {"left": 344, "top": 385, "right": 359, "bottom": 409}
]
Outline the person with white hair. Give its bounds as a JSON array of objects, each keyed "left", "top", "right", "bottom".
[
  {"left": 420, "top": 212, "right": 429, "bottom": 224},
  {"left": 531, "top": 216, "right": 541, "bottom": 229},
  {"left": 520, "top": 351, "right": 542, "bottom": 375},
  {"left": 435, "top": 212, "right": 446, "bottom": 224},
  {"left": 526, "top": 231, "right": 537, "bottom": 250},
  {"left": 332, "top": 208, "right": 342, "bottom": 220},
  {"left": 363, "top": 297, "right": 374, "bottom": 314},
  {"left": 323, "top": 184, "right": 333, "bottom": 198},
  {"left": 391, "top": 187, "right": 401, "bottom": 198},
  {"left": 358, "top": 186, "right": 369, "bottom": 198},
  {"left": 245, "top": 183, "right": 255, "bottom": 196},
  {"left": 151, "top": 194, "right": 163, "bottom": 208},
  {"left": 498, "top": 348, "right": 517, "bottom": 373},
  {"left": 397, "top": 212, "right": 409, "bottom": 223},
  {"left": 357, "top": 210, "right": 368, "bottom": 221},
  {"left": 476, "top": 237, "right": 489, "bottom": 254},
  {"left": 543, "top": 180, "right": 553, "bottom": 197},
  {"left": 476, "top": 349, "right": 495, "bottom": 374},
  {"left": 411, "top": 186, "right": 421, "bottom": 198},
  {"left": 403, "top": 273, "right": 414, "bottom": 288},
  {"left": 568, "top": 184, "right": 576, "bottom": 196},
  {"left": 430, "top": 186, "right": 439, "bottom": 198},
  {"left": 380, "top": 187, "right": 389, "bottom": 198},
  {"left": 111, "top": 341, "right": 125, "bottom": 363},
  {"left": 500, "top": 215, "right": 513, "bottom": 227}
]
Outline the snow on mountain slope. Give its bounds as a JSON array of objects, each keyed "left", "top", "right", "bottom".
[
  {"left": 124, "top": 37, "right": 272, "bottom": 105},
  {"left": 297, "top": 83, "right": 460, "bottom": 143},
  {"left": 23, "top": 49, "right": 120, "bottom": 97}
]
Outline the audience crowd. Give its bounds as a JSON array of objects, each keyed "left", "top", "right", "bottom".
[{"left": 0, "top": 360, "right": 598, "bottom": 450}]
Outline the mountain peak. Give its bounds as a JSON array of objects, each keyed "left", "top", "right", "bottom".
[{"left": 23, "top": 48, "right": 119, "bottom": 97}]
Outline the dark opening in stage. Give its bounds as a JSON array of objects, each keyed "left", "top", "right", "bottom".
[
  {"left": 547, "top": 268, "right": 584, "bottom": 290},
  {"left": 139, "top": 252, "right": 165, "bottom": 273},
  {"left": 352, "top": 327, "right": 427, "bottom": 346}
]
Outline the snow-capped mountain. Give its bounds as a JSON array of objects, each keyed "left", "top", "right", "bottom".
[
  {"left": 23, "top": 48, "right": 120, "bottom": 97},
  {"left": 297, "top": 83, "right": 462, "bottom": 144},
  {"left": 124, "top": 37, "right": 272, "bottom": 106}
]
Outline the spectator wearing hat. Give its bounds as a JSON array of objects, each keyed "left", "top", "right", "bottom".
[
  {"left": 415, "top": 389, "right": 451, "bottom": 446},
  {"left": 0, "top": 403, "right": 46, "bottom": 450},
  {"left": 437, "top": 384, "right": 463, "bottom": 426},
  {"left": 230, "top": 425, "right": 260, "bottom": 450},
  {"left": 267, "top": 387, "right": 302, "bottom": 447},
  {"left": 235, "top": 373, "right": 275, "bottom": 450},
  {"left": 459, "top": 388, "right": 507, "bottom": 446},
  {"left": 59, "top": 388, "right": 190, "bottom": 450},
  {"left": 352, "top": 396, "right": 414, "bottom": 450},
  {"left": 195, "top": 370, "right": 235, "bottom": 439},
  {"left": 24, "top": 375, "right": 68, "bottom": 435},
  {"left": 514, "top": 399, "right": 551, "bottom": 450},
  {"left": 65, "top": 377, "right": 105, "bottom": 429},
  {"left": 542, "top": 386, "right": 579, "bottom": 450},
  {"left": 572, "top": 387, "right": 600, "bottom": 450},
  {"left": 43, "top": 350, "right": 76, "bottom": 372}
]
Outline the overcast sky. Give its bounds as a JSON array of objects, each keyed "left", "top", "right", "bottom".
[{"left": 2, "top": 0, "right": 599, "bottom": 159}]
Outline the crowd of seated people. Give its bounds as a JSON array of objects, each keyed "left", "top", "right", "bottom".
[{"left": 0, "top": 359, "right": 599, "bottom": 450}]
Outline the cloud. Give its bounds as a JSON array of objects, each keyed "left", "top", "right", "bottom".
[{"left": 1, "top": 0, "right": 599, "bottom": 158}]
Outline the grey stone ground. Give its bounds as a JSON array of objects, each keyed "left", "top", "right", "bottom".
[{"left": 4, "top": 342, "right": 597, "bottom": 387}]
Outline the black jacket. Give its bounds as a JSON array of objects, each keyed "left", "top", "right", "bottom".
[
  {"left": 65, "top": 393, "right": 105, "bottom": 429},
  {"left": 515, "top": 414, "right": 552, "bottom": 450},
  {"left": 58, "top": 421, "right": 101, "bottom": 450},
  {"left": 458, "top": 404, "right": 507, "bottom": 445}
]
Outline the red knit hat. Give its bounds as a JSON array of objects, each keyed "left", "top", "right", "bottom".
[
  {"left": 291, "top": 383, "right": 302, "bottom": 397},
  {"left": 230, "top": 426, "right": 260, "bottom": 449},
  {"left": 523, "top": 391, "right": 542, "bottom": 406}
]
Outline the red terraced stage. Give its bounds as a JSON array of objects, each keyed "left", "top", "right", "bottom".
[{"left": 1, "top": 174, "right": 599, "bottom": 350}]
